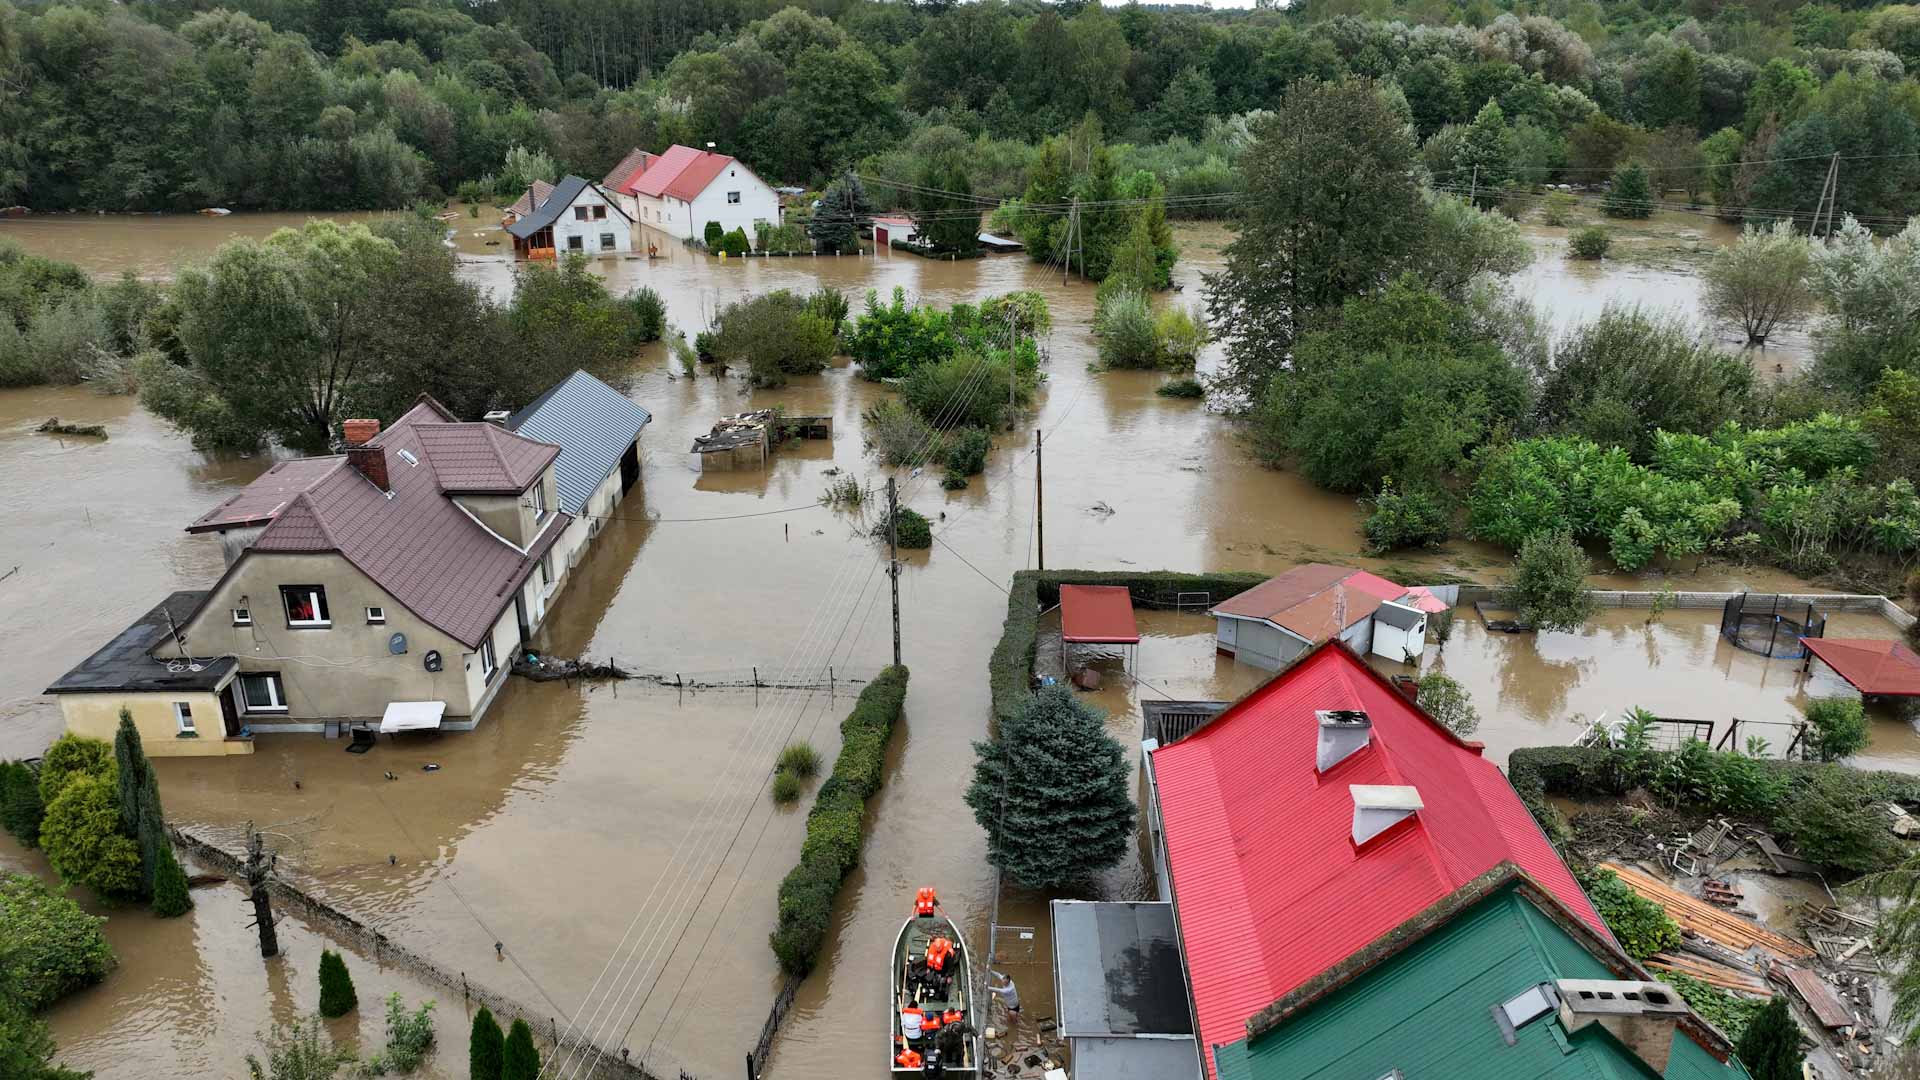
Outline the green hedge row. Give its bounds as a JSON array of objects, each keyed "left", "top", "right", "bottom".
[
  {"left": 990, "top": 570, "right": 1268, "bottom": 730},
  {"left": 1507, "top": 744, "right": 1920, "bottom": 845},
  {"left": 769, "top": 665, "right": 910, "bottom": 976}
]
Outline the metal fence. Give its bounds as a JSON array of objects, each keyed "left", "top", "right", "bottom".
[
  {"left": 1720, "top": 593, "right": 1827, "bottom": 660},
  {"left": 745, "top": 974, "right": 801, "bottom": 1080}
]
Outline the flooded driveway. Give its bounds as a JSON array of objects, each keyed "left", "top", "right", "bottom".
[{"left": 0, "top": 215, "right": 1861, "bottom": 1078}]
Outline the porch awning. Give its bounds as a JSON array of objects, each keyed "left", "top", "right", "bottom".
[
  {"left": 1804, "top": 638, "right": 1920, "bottom": 696},
  {"left": 379, "top": 700, "right": 447, "bottom": 733},
  {"left": 1061, "top": 585, "right": 1140, "bottom": 644}
]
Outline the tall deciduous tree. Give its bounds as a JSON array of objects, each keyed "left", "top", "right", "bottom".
[
  {"left": 1205, "top": 78, "right": 1425, "bottom": 404},
  {"left": 964, "top": 685, "right": 1134, "bottom": 890}
]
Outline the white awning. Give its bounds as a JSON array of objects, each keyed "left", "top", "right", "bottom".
[{"left": 379, "top": 700, "right": 446, "bottom": 733}]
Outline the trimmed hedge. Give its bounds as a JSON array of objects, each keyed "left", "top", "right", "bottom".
[
  {"left": 770, "top": 665, "right": 910, "bottom": 975},
  {"left": 1507, "top": 744, "right": 1920, "bottom": 849},
  {"left": 990, "top": 570, "right": 1267, "bottom": 730}
]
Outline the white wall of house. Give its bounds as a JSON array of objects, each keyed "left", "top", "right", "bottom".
[
  {"left": 455, "top": 602, "right": 521, "bottom": 730},
  {"left": 550, "top": 185, "right": 634, "bottom": 255},
  {"left": 689, "top": 164, "right": 781, "bottom": 243},
  {"left": 1215, "top": 615, "right": 1308, "bottom": 671},
  {"left": 631, "top": 194, "right": 683, "bottom": 238},
  {"left": 1340, "top": 614, "right": 1375, "bottom": 656}
]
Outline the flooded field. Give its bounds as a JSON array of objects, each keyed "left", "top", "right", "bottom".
[{"left": 0, "top": 214, "right": 1859, "bottom": 1078}]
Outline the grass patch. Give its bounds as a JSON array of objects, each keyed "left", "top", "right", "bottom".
[
  {"left": 771, "top": 770, "right": 803, "bottom": 805},
  {"left": 778, "top": 741, "right": 821, "bottom": 778}
]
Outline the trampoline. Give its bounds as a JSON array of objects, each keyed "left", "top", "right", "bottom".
[{"left": 1720, "top": 593, "right": 1826, "bottom": 659}]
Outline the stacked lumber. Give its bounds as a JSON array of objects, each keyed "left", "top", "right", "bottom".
[
  {"left": 1599, "top": 863, "right": 1816, "bottom": 961},
  {"left": 1646, "top": 952, "right": 1771, "bottom": 996}
]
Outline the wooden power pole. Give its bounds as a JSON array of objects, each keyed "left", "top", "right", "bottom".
[
  {"left": 887, "top": 477, "right": 901, "bottom": 668},
  {"left": 244, "top": 822, "right": 280, "bottom": 959},
  {"left": 1035, "top": 429, "right": 1045, "bottom": 571}
]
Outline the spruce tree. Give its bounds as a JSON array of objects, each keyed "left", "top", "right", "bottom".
[
  {"left": 1604, "top": 161, "right": 1656, "bottom": 218},
  {"left": 502, "top": 1018, "right": 539, "bottom": 1080},
  {"left": 317, "top": 949, "right": 358, "bottom": 1018},
  {"left": 151, "top": 845, "right": 192, "bottom": 917},
  {"left": 964, "top": 684, "right": 1136, "bottom": 889},
  {"left": 1735, "top": 996, "right": 1804, "bottom": 1080},
  {"left": 469, "top": 1005, "right": 504, "bottom": 1080},
  {"left": 114, "top": 710, "right": 169, "bottom": 898}
]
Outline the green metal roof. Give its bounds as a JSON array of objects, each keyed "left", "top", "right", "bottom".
[{"left": 1213, "top": 884, "right": 1752, "bottom": 1080}]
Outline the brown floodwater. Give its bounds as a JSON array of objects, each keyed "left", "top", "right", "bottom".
[{"left": 0, "top": 215, "right": 1872, "bottom": 1079}]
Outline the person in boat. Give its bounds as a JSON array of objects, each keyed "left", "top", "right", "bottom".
[
  {"left": 924, "top": 936, "right": 956, "bottom": 999},
  {"left": 922, "top": 1043, "right": 945, "bottom": 1078},
  {"left": 906, "top": 950, "right": 931, "bottom": 998},
  {"left": 935, "top": 1011, "right": 972, "bottom": 1064},
  {"left": 901, "top": 1004, "right": 926, "bottom": 1044},
  {"left": 915, "top": 886, "right": 938, "bottom": 918}
]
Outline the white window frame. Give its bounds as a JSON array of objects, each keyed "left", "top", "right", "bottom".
[
  {"left": 480, "top": 638, "right": 497, "bottom": 682},
  {"left": 239, "top": 672, "right": 287, "bottom": 713},
  {"left": 281, "top": 585, "right": 330, "bottom": 627},
  {"left": 366, "top": 606, "right": 386, "bottom": 624},
  {"left": 232, "top": 607, "right": 251, "bottom": 626},
  {"left": 173, "top": 701, "right": 196, "bottom": 734},
  {"left": 530, "top": 482, "right": 548, "bottom": 522},
  {"left": 539, "top": 551, "right": 556, "bottom": 595}
]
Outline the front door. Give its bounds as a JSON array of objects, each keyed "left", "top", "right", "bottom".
[
  {"left": 620, "top": 443, "right": 640, "bottom": 491},
  {"left": 221, "top": 684, "right": 242, "bottom": 738},
  {"left": 514, "top": 594, "right": 530, "bottom": 646}
]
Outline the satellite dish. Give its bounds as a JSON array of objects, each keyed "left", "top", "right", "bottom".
[
  {"left": 423, "top": 650, "right": 443, "bottom": 673},
  {"left": 388, "top": 632, "right": 409, "bottom": 655}
]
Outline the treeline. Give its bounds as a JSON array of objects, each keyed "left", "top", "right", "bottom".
[{"left": 10, "top": 0, "right": 1920, "bottom": 214}]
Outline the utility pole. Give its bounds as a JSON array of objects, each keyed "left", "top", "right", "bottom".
[
  {"left": 1034, "top": 429, "right": 1045, "bottom": 572},
  {"left": 244, "top": 822, "right": 279, "bottom": 959},
  {"left": 1062, "top": 198, "right": 1081, "bottom": 284},
  {"left": 887, "top": 477, "right": 901, "bottom": 668},
  {"left": 1469, "top": 164, "right": 1478, "bottom": 207},
  {"left": 1812, "top": 153, "right": 1840, "bottom": 238}
]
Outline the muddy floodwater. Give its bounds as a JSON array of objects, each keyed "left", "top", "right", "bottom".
[{"left": 0, "top": 211, "right": 1862, "bottom": 1078}]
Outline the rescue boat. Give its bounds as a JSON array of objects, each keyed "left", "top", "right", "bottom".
[{"left": 891, "top": 887, "right": 979, "bottom": 1076}]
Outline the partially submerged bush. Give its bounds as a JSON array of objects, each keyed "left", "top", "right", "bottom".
[
  {"left": 771, "top": 769, "right": 803, "bottom": 805},
  {"left": 778, "top": 742, "right": 821, "bottom": 779},
  {"left": 707, "top": 291, "right": 835, "bottom": 388},
  {"left": 624, "top": 287, "right": 665, "bottom": 342},
  {"left": 944, "top": 427, "right": 992, "bottom": 477},
  {"left": 1362, "top": 483, "right": 1450, "bottom": 553},
  {"left": 1804, "top": 696, "right": 1870, "bottom": 762},
  {"left": 1153, "top": 306, "right": 1208, "bottom": 370},
  {"left": 1157, "top": 376, "right": 1204, "bottom": 398},
  {"left": 1094, "top": 288, "right": 1159, "bottom": 369},
  {"left": 862, "top": 399, "right": 941, "bottom": 467},
  {"left": 873, "top": 507, "right": 932, "bottom": 549},
  {"left": 1569, "top": 226, "right": 1612, "bottom": 260},
  {"left": 0, "top": 870, "right": 115, "bottom": 1009}
]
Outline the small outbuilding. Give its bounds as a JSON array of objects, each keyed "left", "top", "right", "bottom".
[
  {"left": 1802, "top": 637, "right": 1920, "bottom": 697},
  {"left": 1050, "top": 899, "right": 1201, "bottom": 1080},
  {"left": 1210, "top": 565, "right": 1443, "bottom": 670}
]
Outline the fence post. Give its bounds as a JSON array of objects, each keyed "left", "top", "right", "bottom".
[
  {"left": 753, "top": 665, "right": 760, "bottom": 687},
  {"left": 747, "top": 1052, "right": 757, "bottom": 1080}
]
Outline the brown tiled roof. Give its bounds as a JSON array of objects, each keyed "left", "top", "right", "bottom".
[
  {"left": 1210, "top": 564, "right": 1389, "bottom": 642},
  {"left": 193, "top": 401, "right": 568, "bottom": 647},
  {"left": 405, "top": 422, "right": 559, "bottom": 493},
  {"left": 602, "top": 148, "right": 654, "bottom": 194},
  {"left": 186, "top": 456, "right": 341, "bottom": 533},
  {"left": 507, "top": 179, "right": 555, "bottom": 217}
]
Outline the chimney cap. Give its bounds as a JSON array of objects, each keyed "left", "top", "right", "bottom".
[
  {"left": 482, "top": 410, "right": 512, "bottom": 426},
  {"left": 1318, "top": 709, "right": 1370, "bottom": 729},
  {"left": 1351, "top": 785, "right": 1423, "bottom": 812},
  {"left": 1554, "top": 979, "right": 1688, "bottom": 1018}
]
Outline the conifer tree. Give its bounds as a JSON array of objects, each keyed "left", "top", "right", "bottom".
[
  {"left": 964, "top": 684, "right": 1135, "bottom": 889},
  {"left": 502, "top": 1018, "right": 539, "bottom": 1080},
  {"left": 317, "top": 949, "right": 358, "bottom": 1018},
  {"left": 469, "top": 1005, "right": 504, "bottom": 1080},
  {"left": 152, "top": 845, "right": 192, "bottom": 917},
  {"left": 1735, "top": 996, "right": 1804, "bottom": 1080},
  {"left": 1604, "top": 161, "right": 1656, "bottom": 218}
]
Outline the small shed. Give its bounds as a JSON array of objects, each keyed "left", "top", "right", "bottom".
[
  {"left": 1059, "top": 585, "right": 1140, "bottom": 678},
  {"left": 1802, "top": 638, "right": 1920, "bottom": 697},
  {"left": 1051, "top": 900, "right": 1201, "bottom": 1080},
  {"left": 872, "top": 215, "right": 918, "bottom": 247}
]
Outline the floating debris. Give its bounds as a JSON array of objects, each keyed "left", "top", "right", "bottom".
[{"left": 37, "top": 417, "right": 107, "bottom": 438}]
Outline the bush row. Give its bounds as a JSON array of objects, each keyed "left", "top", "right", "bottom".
[
  {"left": 769, "top": 665, "right": 910, "bottom": 976},
  {"left": 990, "top": 570, "right": 1267, "bottom": 730}
]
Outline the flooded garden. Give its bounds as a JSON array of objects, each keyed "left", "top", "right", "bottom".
[{"left": 0, "top": 208, "right": 1877, "bottom": 1078}]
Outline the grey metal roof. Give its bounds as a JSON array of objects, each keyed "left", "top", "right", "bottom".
[
  {"left": 47, "top": 592, "right": 237, "bottom": 694},
  {"left": 1052, "top": 901, "right": 1194, "bottom": 1038},
  {"left": 505, "top": 174, "right": 591, "bottom": 239},
  {"left": 1374, "top": 599, "right": 1425, "bottom": 630},
  {"left": 510, "top": 371, "right": 652, "bottom": 516},
  {"left": 1071, "top": 1036, "right": 1202, "bottom": 1080}
]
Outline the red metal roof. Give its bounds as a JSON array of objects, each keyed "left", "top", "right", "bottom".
[
  {"left": 1804, "top": 637, "right": 1920, "bottom": 696},
  {"left": 1151, "top": 642, "right": 1608, "bottom": 1078},
  {"left": 1060, "top": 585, "right": 1140, "bottom": 644},
  {"left": 630, "top": 145, "right": 702, "bottom": 198},
  {"left": 662, "top": 151, "right": 736, "bottom": 202}
]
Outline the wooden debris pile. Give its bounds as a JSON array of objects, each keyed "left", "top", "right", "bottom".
[{"left": 1598, "top": 863, "right": 1815, "bottom": 961}]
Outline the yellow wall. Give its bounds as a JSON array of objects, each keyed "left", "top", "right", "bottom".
[{"left": 58, "top": 692, "right": 253, "bottom": 757}]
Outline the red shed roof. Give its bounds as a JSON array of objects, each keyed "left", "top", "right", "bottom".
[
  {"left": 1150, "top": 642, "right": 1608, "bottom": 1078},
  {"left": 1805, "top": 637, "right": 1920, "bottom": 696},
  {"left": 1060, "top": 585, "right": 1139, "bottom": 644}
]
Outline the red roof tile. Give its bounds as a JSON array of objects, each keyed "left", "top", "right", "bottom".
[
  {"left": 602, "top": 148, "right": 655, "bottom": 194},
  {"left": 196, "top": 401, "right": 567, "bottom": 648},
  {"left": 186, "top": 456, "right": 341, "bottom": 533},
  {"left": 629, "top": 144, "right": 743, "bottom": 202},
  {"left": 662, "top": 151, "right": 735, "bottom": 202},
  {"left": 1211, "top": 565, "right": 1404, "bottom": 642},
  {"left": 630, "top": 145, "right": 704, "bottom": 199},
  {"left": 1151, "top": 642, "right": 1607, "bottom": 1078}
]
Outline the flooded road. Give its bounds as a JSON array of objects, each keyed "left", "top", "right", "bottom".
[{"left": 0, "top": 213, "right": 1864, "bottom": 1079}]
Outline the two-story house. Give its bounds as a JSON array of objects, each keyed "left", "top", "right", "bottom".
[{"left": 48, "top": 397, "right": 573, "bottom": 753}]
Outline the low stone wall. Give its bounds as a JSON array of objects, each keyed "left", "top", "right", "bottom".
[
  {"left": 1457, "top": 586, "right": 1914, "bottom": 630},
  {"left": 168, "top": 826, "right": 681, "bottom": 1080}
]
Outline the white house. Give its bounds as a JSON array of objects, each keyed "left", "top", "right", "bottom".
[
  {"left": 1210, "top": 565, "right": 1449, "bottom": 670},
  {"left": 505, "top": 175, "right": 635, "bottom": 258},
  {"left": 602, "top": 144, "right": 781, "bottom": 243}
]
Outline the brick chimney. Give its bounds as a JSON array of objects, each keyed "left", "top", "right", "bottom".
[{"left": 342, "top": 419, "right": 389, "bottom": 492}]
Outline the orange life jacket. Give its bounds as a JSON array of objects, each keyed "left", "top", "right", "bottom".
[
  {"left": 915, "top": 887, "right": 937, "bottom": 917},
  {"left": 896, "top": 1049, "right": 923, "bottom": 1068},
  {"left": 943, "top": 1009, "right": 963, "bottom": 1027},
  {"left": 927, "top": 937, "right": 954, "bottom": 971},
  {"left": 924, "top": 1011, "right": 944, "bottom": 1031}
]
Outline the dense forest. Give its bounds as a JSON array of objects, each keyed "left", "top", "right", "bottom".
[{"left": 5, "top": 0, "right": 1920, "bottom": 215}]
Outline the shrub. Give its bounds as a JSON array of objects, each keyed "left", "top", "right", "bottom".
[
  {"left": 1415, "top": 673, "right": 1478, "bottom": 735},
  {"left": 901, "top": 352, "right": 1016, "bottom": 430},
  {"left": 708, "top": 291, "right": 833, "bottom": 388},
  {"left": 806, "top": 287, "right": 849, "bottom": 335},
  {"left": 1541, "top": 191, "right": 1578, "bottom": 227},
  {"left": 0, "top": 761, "right": 44, "bottom": 847},
  {"left": 862, "top": 399, "right": 942, "bottom": 467},
  {"left": 944, "top": 428, "right": 992, "bottom": 477},
  {"left": 720, "top": 227, "right": 750, "bottom": 256},
  {"left": 703, "top": 221, "right": 723, "bottom": 249},
  {"left": 1157, "top": 377, "right": 1203, "bottom": 398},
  {"left": 1777, "top": 767, "right": 1902, "bottom": 873},
  {"left": 1664, "top": 971, "right": 1764, "bottom": 1044},
  {"left": 0, "top": 871, "right": 115, "bottom": 1009},
  {"left": 1569, "top": 226, "right": 1612, "bottom": 259},
  {"left": 39, "top": 773, "right": 142, "bottom": 897},
  {"left": 37, "top": 734, "right": 113, "bottom": 806},
  {"left": 1153, "top": 306, "right": 1208, "bottom": 370},
  {"left": 317, "top": 950, "right": 357, "bottom": 1018},
  {"left": 624, "top": 287, "right": 666, "bottom": 343},
  {"left": 501, "top": 1018, "right": 538, "bottom": 1080},
  {"left": 819, "top": 474, "right": 871, "bottom": 508},
  {"left": 1603, "top": 162, "right": 1655, "bottom": 218},
  {"left": 771, "top": 769, "right": 803, "bottom": 805},
  {"left": 1803, "top": 696, "right": 1869, "bottom": 762},
  {"left": 364, "top": 993, "right": 435, "bottom": 1075},
  {"left": 152, "top": 846, "right": 192, "bottom": 917},
  {"left": 1574, "top": 866, "right": 1681, "bottom": 960},
  {"left": 246, "top": 1015, "right": 356, "bottom": 1080},
  {"left": 1362, "top": 483, "right": 1450, "bottom": 553},
  {"left": 777, "top": 742, "right": 821, "bottom": 779},
  {"left": 845, "top": 287, "right": 957, "bottom": 379},
  {"left": 770, "top": 667, "right": 910, "bottom": 974},
  {"left": 1094, "top": 288, "right": 1159, "bottom": 369},
  {"left": 1508, "top": 528, "right": 1596, "bottom": 631},
  {"left": 876, "top": 507, "right": 933, "bottom": 549},
  {"left": 469, "top": 1006, "right": 503, "bottom": 1080}
]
